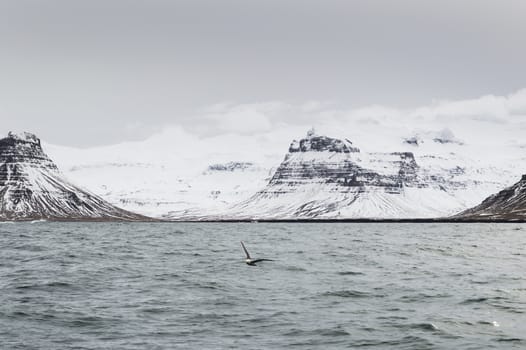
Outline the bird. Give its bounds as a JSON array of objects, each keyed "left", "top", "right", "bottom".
[{"left": 240, "top": 241, "right": 274, "bottom": 266}]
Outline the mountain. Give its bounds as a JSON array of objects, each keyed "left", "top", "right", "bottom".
[
  {"left": 42, "top": 125, "right": 522, "bottom": 220},
  {"left": 453, "top": 175, "right": 526, "bottom": 221},
  {"left": 0, "top": 132, "right": 148, "bottom": 221},
  {"left": 215, "top": 131, "right": 464, "bottom": 219},
  {"left": 45, "top": 128, "right": 277, "bottom": 218},
  {"left": 161, "top": 129, "right": 519, "bottom": 220}
]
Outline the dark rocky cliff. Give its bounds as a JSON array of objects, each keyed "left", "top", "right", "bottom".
[
  {"left": 267, "top": 133, "right": 421, "bottom": 193},
  {"left": 0, "top": 132, "right": 149, "bottom": 221},
  {"left": 454, "top": 175, "right": 526, "bottom": 221},
  {"left": 228, "top": 131, "right": 442, "bottom": 219}
]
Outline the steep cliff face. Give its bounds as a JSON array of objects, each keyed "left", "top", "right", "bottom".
[
  {"left": 0, "top": 132, "right": 148, "bottom": 221},
  {"left": 268, "top": 149, "right": 420, "bottom": 191},
  {"left": 454, "top": 175, "right": 526, "bottom": 221},
  {"left": 225, "top": 131, "right": 470, "bottom": 219}
]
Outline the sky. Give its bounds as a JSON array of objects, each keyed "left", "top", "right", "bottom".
[{"left": 1, "top": 0, "right": 525, "bottom": 147}]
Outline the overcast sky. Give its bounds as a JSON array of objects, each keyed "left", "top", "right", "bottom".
[{"left": 1, "top": 0, "right": 525, "bottom": 147}]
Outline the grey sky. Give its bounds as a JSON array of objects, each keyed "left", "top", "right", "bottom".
[{"left": 1, "top": 0, "right": 525, "bottom": 146}]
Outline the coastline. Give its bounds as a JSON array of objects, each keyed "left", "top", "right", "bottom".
[{"left": 1, "top": 218, "right": 524, "bottom": 223}]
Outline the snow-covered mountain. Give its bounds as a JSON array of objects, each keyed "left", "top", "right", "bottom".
[
  {"left": 162, "top": 129, "right": 517, "bottom": 220},
  {"left": 44, "top": 128, "right": 280, "bottom": 218},
  {"left": 454, "top": 175, "right": 526, "bottom": 221},
  {"left": 0, "top": 132, "right": 147, "bottom": 221},
  {"left": 36, "top": 107, "right": 524, "bottom": 220}
]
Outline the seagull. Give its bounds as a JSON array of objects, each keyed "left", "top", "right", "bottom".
[{"left": 240, "top": 241, "right": 274, "bottom": 266}]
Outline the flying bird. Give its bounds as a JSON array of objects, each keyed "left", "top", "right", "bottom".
[{"left": 240, "top": 241, "right": 274, "bottom": 266}]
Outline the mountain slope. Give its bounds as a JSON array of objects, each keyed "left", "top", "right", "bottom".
[
  {"left": 219, "top": 131, "right": 462, "bottom": 219},
  {"left": 0, "top": 132, "right": 148, "bottom": 221},
  {"left": 454, "top": 175, "right": 526, "bottom": 221}
]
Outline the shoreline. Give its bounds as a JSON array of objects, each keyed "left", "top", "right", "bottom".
[{"left": 1, "top": 218, "right": 525, "bottom": 223}]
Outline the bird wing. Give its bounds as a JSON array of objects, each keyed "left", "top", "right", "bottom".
[
  {"left": 240, "top": 241, "right": 251, "bottom": 259},
  {"left": 251, "top": 258, "right": 274, "bottom": 263}
]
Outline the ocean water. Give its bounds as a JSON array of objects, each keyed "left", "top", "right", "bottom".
[{"left": 0, "top": 222, "right": 525, "bottom": 349}]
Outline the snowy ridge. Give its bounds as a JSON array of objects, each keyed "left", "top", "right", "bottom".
[
  {"left": 0, "top": 132, "right": 147, "bottom": 221},
  {"left": 455, "top": 175, "right": 526, "bottom": 220}
]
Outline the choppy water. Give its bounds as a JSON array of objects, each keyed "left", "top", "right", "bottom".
[{"left": 0, "top": 222, "right": 525, "bottom": 349}]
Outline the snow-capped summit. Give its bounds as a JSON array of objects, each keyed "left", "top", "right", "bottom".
[
  {"left": 220, "top": 132, "right": 472, "bottom": 219},
  {"left": 289, "top": 130, "right": 360, "bottom": 153},
  {"left": 7, "top": 131, "right": 42, "bottom": 145},
  {"left": 1, "top": 132, "right": 58, "bottom": 172},
  {"left": 0, "top": 132, "right": 148, "bottom": 221}
]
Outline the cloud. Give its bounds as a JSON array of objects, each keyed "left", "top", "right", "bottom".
[
  {"left": 202, "top": 105, "right": 273, "bottom": 135},
  {"left": 157, "top": 88, "right": 526, "bottom": 155},
  {"left": 508, "top": 89, "right": 526, "bottom": 116},
  {"left": 42, "top": 88, "right": 526, "bottom": 178},
  {"left": 409, "top": 91, "right": 526, "bottom": 124},
  {"left": 26, "top": 88, "right": 526, "bottom": 160}
]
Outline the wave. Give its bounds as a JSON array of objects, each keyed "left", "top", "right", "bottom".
[
  {"left": 496, "top": 338, "right": 524, "bottom": 342},
  {"left": 336, "top": 271, "right": 364, "bottom": 276},
  {"left": 283, "top": 327, "right": 350, "bottom": 337},
  {"left": 284, "top": 266, "right": 306, "bottom": 272},
  {"left": 460, "top": 297, "right": 488, "bottom": 304},
  {"left": 321, "top": 290, "right": 371, "bottom": 298},
  {"left": 351, "top": 336, "right": 433, "bottom": 348},
  {"left": 15, "top": 281, "right": 77, "bottom": 291},
  {"left": 394, "top": 322, "right": 439, "bottom": 331}
]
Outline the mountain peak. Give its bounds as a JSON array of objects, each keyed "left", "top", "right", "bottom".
[
  {"left": 289, "top": 132, "right": 360, "bottom": 153},
  {"left": 6, "top": 131, "right": 41, "bottom": 145},
  {"left": 0, "top": 131, "right": 148, "bottom": 221},
  {"left": 1, "top": 131, "right": 56, "bottom": 172},
  {"left": 306, "top": 127, "right": 318, "bottom": 138}
]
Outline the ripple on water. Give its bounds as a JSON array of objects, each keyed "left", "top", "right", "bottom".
[
  {"left": 392, "top": 322, "right": 439, "bottom": 332},
  {"left": 496, "top": 338, "right": 524, "bottom": 343},
  {"left": 0, "top": 222, "right": 524, "bottom": 350},
  {"left": 284, "top": 266, "right": 306, "bottom": 272},
  {"left": 139, "top": 307, "right": 173, "bottom": 314},
  {"left": 14, "top": 281, "right": 78, "bottom": 292},
  {"left": 336, "top": 271, "right": 364, "bottom": 276},
  {"left": 350, "top": 335, "right": 435, "bottom": 348},
  {"left": 283, "top": 326, "right": 350, "bottom": 337},
  {"left": 491, "top": 303, "right": 525, "bottom": 314},
  {"left": 460, "top": 297, "right": 488, "bottom": 304},
  {"left": 320, "top": 290, "right": 371, "bottom": 298}
]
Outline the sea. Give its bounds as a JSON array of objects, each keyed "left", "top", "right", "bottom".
[{"left": 0, "top": 222, "right": 524, "bottom": 349}]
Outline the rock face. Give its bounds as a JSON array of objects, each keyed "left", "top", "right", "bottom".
[
  {"left": 0, "top": 132, "right": 148, "bottom": 221},
  {"left": 289, "top": 130, "right": 360, "bottom": 153},
  {"left": 454, "top": 175, "right": 526, "bottom": 221},
  {"left": 268, "top": 143, "right": 419, "bottom": 192},
  {"left": 227, "top": 131, "right": 467, "bottom": 219}
]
